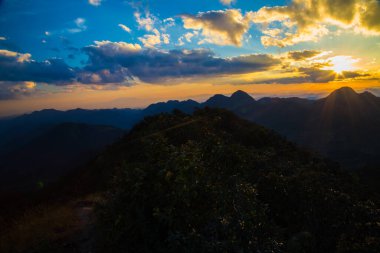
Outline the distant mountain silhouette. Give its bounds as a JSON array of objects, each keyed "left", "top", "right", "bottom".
[
  {"left": 0, "top": 123, "right": 125, "bottom": 192},
  {"left": 144, "top": 99, "right": 199, "bottom": 115},
  {"left": 204, "top": 90, "right": 255, "bottom": 110},
  {"left": 1, "top": 86, "right": 380, "bottom": 169},
  {"left": 207, "top": 87, "right": 380, "bottom": 168}
]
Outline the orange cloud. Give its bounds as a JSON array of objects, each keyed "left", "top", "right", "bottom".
[{"left": 180, "top": 9, "right": 252, "bottom": 46}]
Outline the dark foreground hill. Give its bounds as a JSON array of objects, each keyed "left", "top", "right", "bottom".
[
  {"left": 85, "top": 109, "right": 379, "bottom": 252},
  {"left": 1, "top": 109, "right": 379, "bottom": 252}
]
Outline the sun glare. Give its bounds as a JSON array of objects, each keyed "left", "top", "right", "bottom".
[{"left": 324, "top": 56, "right": 358, "bottom": 74}]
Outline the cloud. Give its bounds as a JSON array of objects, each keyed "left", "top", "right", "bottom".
[
  {"left": 299, "top": 67, "right": 337, "bottom": 83},
  {"left": 163, "top": 18, "right": 175, "bottom": 27},
  {"left": 339, "top": 71, "right": 370, "bottom": 79},
  {"left": 134, "top": 11, "right": 155, "bottom": 31},
  {"left": 252, "top": 0, "right": 380, "bottom": 47},
  {"left": 89, "top": 0, "right": 102, "bottom": 6},
  {"left": 84, "top": 41, "right": 141, "bottom": 58},
  {"left": 77, "top": 68, "right": 134, "bottom": 85},
  {"left": 0, "top": 81, "right": 37, "bottom": 100},
  {"left": 358, "top": 0, "right": 380, "bottom": 33},
  {"left": 67, "top": 18, "right": 87, "bottom": 33},
  {"left": 177, "top": 39, "right": 185, "bottom": 46},
  {"left": 256, "top": 68, "right": 337, "bottom": 84},
  {"left": 184, "top": 32, "right": 196, "bottom": 42},
  {"left": 162, "top": 33, "right": 170, "bottom": 44},
  {"left": 138, "top": 28, "right": 170, "bottom": 48},
  {"left": 288, "top": 50, "right": 322, "bottom": 60},
  {"left": 132, "top": 5, "right": 172, "bottom": 47},
  {"left": 180, "top": 9, "right": 252, "bottom": 46},
  {"left": 0, "top": 49, "right": 75, "bottom": 83},
  {"left": 81, "top": 40, "right": 280, "bottom": 83},
  {"left": 118, "top": 24, "right": 132, "bottom": 33},
  {"left": 219, "top": 0, "right": 235, "bottom": 6},
  {"left": 75, "top": 17, "right": 86, "bottom": 28},
  {"left": 177, "top": 32, "right": 198, "bottom": 46},
  {"left": 0, "top": 38, "right": 375, "bottom": 90},
  {"left": 255, "top": 67, "right": 372, "bottom": 85},
  {"left": 138, "top": 29, "right": 162, "bottom": 48}
]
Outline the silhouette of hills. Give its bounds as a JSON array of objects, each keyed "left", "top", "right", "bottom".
[{"left": 1, "top": 86, "right": 380, "bottom": 192}]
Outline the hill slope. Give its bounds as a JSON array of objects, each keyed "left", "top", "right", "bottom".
[
  {"left": 88, "top": 109, "right": 379, "bottom": 252},
  {"left": 0, "top": 123, "right": 125, "bottom": 192}
]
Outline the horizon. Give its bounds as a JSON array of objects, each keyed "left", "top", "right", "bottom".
[
  {"left": 1, "top": 85, "right": 375, "bottom": 118},
  {"left": 1, "top": 0, "right": 380, "bottom": 116}
]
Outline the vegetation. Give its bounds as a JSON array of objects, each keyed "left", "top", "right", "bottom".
[
  {"left": 0, "top": 194, "right": 102, "bottom": 253},
  {"left": 93, "top": 108, "right": 380, "bottom": 253}
]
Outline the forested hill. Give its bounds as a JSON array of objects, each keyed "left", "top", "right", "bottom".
[{"left": 88, "top": 108, "right": 379, "bottom": 252}]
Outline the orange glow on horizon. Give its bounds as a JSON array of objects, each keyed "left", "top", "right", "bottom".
[{"left": 1, "top": 80, "right": 379, "bottom": 117}]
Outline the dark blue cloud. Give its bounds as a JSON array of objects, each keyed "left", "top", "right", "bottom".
[
  {"left": 0, "top": 50, "right": 75, "bottom": 83},
  {"left": 0, "top": 42, "right": 372, "bottom": 88},
  {"left": 81, "top": 41, "right": 281, "bottom": 83}
]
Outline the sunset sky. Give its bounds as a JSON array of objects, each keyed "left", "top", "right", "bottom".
[{"left": 0, "top": 0, "right": 380, "bottom": 116}]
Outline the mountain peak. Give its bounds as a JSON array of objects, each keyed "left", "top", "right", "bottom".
[
  {"left": 205, "top": 94, "right": 229, "bottom": 105},
  {"left": 205, "top": 91, "right": 255, "bottom": 108},
  {"left": 330, "top": 86, "right": 357, "bottom": 96},
  {"left": 326, "top": 86, "right": 359, "bottom": 101},
  {"left": 230, "top": 90, "right": 254, "bottom": 101},
  {"left": 231, "top": 90, "right": 255, "bottom": 102}
]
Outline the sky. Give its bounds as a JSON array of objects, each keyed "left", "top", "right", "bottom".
[{"left": 0, "top": 0, "right": 380, "bottom": 116}]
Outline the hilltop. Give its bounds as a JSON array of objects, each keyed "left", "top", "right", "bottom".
[{"left": 90, "top": 108, "right": 380, "bottom": 252}]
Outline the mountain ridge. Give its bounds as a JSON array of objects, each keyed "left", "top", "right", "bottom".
[{"left": 1, "top": 87, "right": 380, "bottom": 170}]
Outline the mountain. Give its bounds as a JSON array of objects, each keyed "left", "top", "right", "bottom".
[
  {"left": 0, "top": 108, "right": 142, "bottom": 155},
  {"left": 239, "top": 87, "right": 380, "bottom": 168},
  {"left": 137, "top": 87, "right": 380, "bottom": 168},
  {"left": 0, "top": 123, "right": 125, "bottom": 192},
  {"left": 1, "top": 87, "right": 380, "bottom": 169},
  {"left": 204, "top": 90, "right": 255, "bottom": 110},
  {"left": 297, "top": 87, "right": 380, "bottom": 167},
  {"left": 145, "top": 87, "right": 380, "bottom": 168},
  {"left": 144, "top": 99, "right": 199, "bottom": 115},
  {"left": 84, "top": 109, "right": 378, "bottom": 252}
]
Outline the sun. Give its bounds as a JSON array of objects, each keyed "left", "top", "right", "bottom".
[{"left": 324, "top": 56, "right": 358, "bottom": 74}]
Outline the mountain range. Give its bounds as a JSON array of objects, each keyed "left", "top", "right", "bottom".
[{"left": 1, "top": 86, "right": 380, "bottom": 192}]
